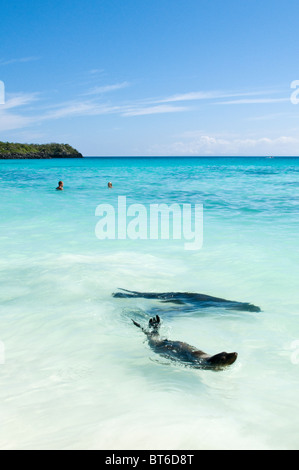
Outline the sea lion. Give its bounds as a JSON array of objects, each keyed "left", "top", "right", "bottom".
[
  {"left": 114, "top": 288, "right": 261, "bottom": 313},
  {"left": 132, "top": 315, "right": 238, "bottom": 370}
]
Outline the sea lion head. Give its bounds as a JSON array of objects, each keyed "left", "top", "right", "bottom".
[{"left": 207, "top": 351, "right": 238, "bottom": 368}]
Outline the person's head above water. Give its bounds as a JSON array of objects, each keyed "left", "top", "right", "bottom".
[
  {"left": 56, "top": 181, "right": 64, "bottom": 190},
  {"left": 108, "top": 182, "right": 113, "bottom": 188}
]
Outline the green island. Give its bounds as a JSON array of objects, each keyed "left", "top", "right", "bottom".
[{"left": 0, "top": 142, "right": 83, "bottom": 159}]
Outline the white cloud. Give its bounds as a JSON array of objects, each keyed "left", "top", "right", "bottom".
[
  {"left": 122, "top": 104, "right": 189, "bottom": 116},
  {"left": 247, "top": 112, "right": 289, "bottom": 121},
  {"left": 0, "top": 57, "right": 40, "bottom": 66},
  {"left": 84, "top": 81, "right": 130, "bottom": 96},
  {"left": 0, "top": 92, "right": 40, "bottom": 131},
  {"left": 159, "top": 91, "right": 219, "bottom": 103},
  {"left": 0, "top": 92, "right": 122, "bottom": 131},
  {"left": 88, "top": 69, "right": 105, "bottom": 75},
  {"left": 42, "top": 101, "right": 119, "bottom": 119},
  {"left": 0, "top": 82, "right": 291, "bottom": 140},
  {"left": 216, "top": 97, "right": 289, "bottom": 105},
  {"left": 2, "top": 93, "right": 40, "bottom": 110},
  {"left": 152, "top": 133, "right": 299, "bottom": 156},
  {"left": 0, "top": 112, "right": 35, "bottom": 132},
  {"left": 156, "top": 88, "right": 285, "bottom": 104},
  {"left": 35, "top": 98, "right": 189, "bottom": 120}
]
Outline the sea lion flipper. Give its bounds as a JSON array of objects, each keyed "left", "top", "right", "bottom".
[
  {"left": 148, "top": 315, "right": 161, "bottom": 331},
  {"left": 132, "top": 319, "right": 141, "bottom": 328}
]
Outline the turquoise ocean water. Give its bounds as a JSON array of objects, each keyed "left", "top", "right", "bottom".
[{"left": 0, "top": 157, "right": 298, "bottom": 450}]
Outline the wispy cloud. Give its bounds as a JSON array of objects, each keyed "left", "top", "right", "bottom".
[
  {"left": 158, "top": 91, "right": 219, "bottom": 103},
  {"left": 216, "top": 97, "right": 289, "bottom": 105},
  {"left": 84, "top": 81, "right": 130, "bottom": 96},
  {"left": 2, "top": 92, "right": 40, "bottom": 110},
  {"left": 39, "top": 99, "right": 188, "bottom": 119},
  {"left": 0, "top": 82, "right": 291, "bottom": 137},
  {"left": 42, "top": 101, "right": 121, "bottom": 119},
  {"left": 88, "top": 68, "right": 105, "bottom": 75},
  {"left": 0, "top": 91, "right": 123, "bottom": 132},
  {"left": 0, "top": 92, "right": 40, "bottom": 131},
  {"left": 155, "top": 88, "right": 285, "bottom": 104},
  {"left": 124, "top": 88, "right": 288, "bottom": 115},
  {"left": 247, "top": 112, "right": 290, "bottom": 121},
  {"left": 0, "top": 113, "right": 35, "bottom": 132},
  {"left": 0, "top": 56, "right": 40, "bottom": 66},
  {"left": 122, "top": 104, "right": 189, "bottom": 116}
]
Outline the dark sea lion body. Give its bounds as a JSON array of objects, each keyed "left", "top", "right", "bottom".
[
  {"left": 132, "top": 316, "right": 238, "bottom": 371},
  {"left": 114, "top": 289, "right": 261, "bottom": 313}
]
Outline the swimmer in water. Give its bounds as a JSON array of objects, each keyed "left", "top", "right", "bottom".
[
  {"left": 56, "top": 181, "right": 64, "bottom": 191},
  {"left": 108, "top": 182, "right": 113, "bottom": 189}
]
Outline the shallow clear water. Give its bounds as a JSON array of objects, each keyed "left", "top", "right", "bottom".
[{"left": 0, "top": 157, "right": 298, "bottom": 450}]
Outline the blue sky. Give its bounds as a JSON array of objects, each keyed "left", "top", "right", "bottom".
[{"left": 1, "top": 0, "right": 299, "bottom": 156}]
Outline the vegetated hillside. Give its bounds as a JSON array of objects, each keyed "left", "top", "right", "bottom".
[{"left": 0, "top": 142, "right": 83, "bottom": 159}]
